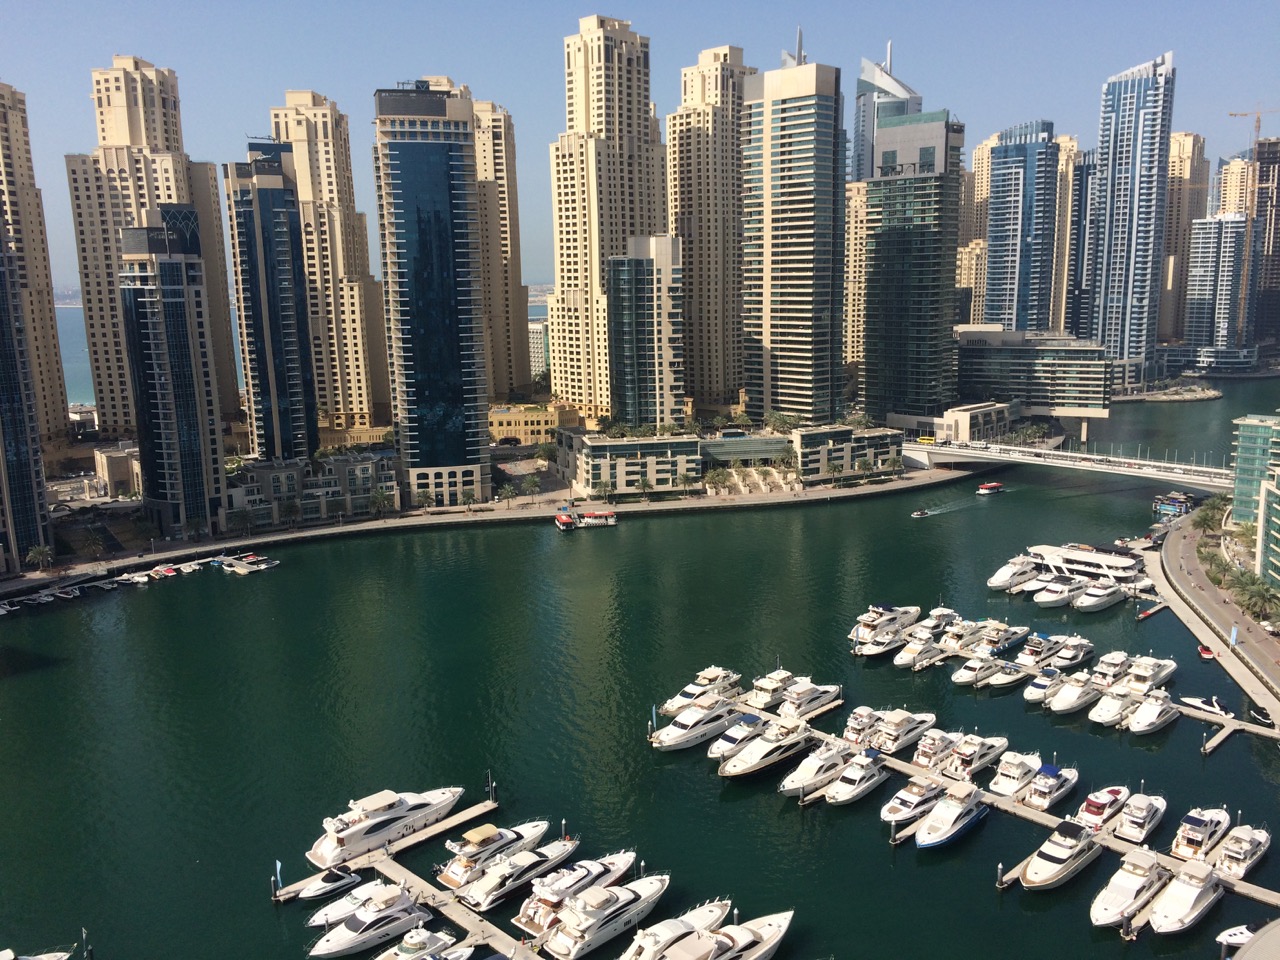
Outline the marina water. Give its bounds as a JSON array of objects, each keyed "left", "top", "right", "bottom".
[{"left": 3, "top": 381, "right": 1280, "bottom": 958}]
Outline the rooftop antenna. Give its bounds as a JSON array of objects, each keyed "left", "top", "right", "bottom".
[
  {"left": 796, "top": 26, "right": 805, "bottom": 65},
  {"left": 886, "top": 40, "right": 892, "bottom": 73}
]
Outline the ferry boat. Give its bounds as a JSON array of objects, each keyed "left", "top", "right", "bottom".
[
  {"left": 554, "top": 513, "right": 576, "bottom": 533},
  {"left": 574, "top": 511, "right": 617, "bottom": 528},
  {"left": 976, "top": 482, "right": 1005, "bottom": 496}
]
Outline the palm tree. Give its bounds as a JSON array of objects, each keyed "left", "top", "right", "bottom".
[
  {"left": 25, "top": 544, "right": 53, "bottom": 570},
  {"left": 678, "top": 472, "right": 697, "bottom": 498},
  {"left": 536, "top": 442, "right": 558, "bottom": 463},
  {"left": 183, "top": 517, "right": 204, "bottom": 541},
  {"left": 228, "top": 508, "right": 254, "bottom": 537},
  {"left": 1203, "top": 493, "right": 1232, "bottom": 516},
  {"left": 499, "top": 483, "right": 517, "bottom": 508},
  {"left": 415, "top": 489, "right": 432, "bottom": 511},
  {"left": 521, "top": 474, "right": 541, "bottom": 503},
  {"left": 1237, "top": 521, "right": 1258, "bottom": 548},
  {"left": 636, "top": 477, "right": 654, "bottom": 501},
  {"left": 84, "top": 529, "right": 106, "bottom": 559},
  {"left": 592, "top": 480, "right": 612, "bottom": 502},
  {"left": 1239, "top": 581, "right": 1277, "bottom": 620},
  {"left": 826, "top": 462, "right": 844, "bottom": 487},
  {"left": 280, "top": 499, "right": 301, "bottom": 529},
  {"left": 886, "top": 455, "right": 903, "bottom": 477},
  {"left": 1191, "top": 510, "right": 1220, "bottom": 537},
  {"left": 855, "top": 457, "right": 872, "bottom": 481},
  {"left": 1204, "top": 553, "right": 1231, "bottom": 585},
  {"left": 461, "top": 490, "right": 477, "bottom": 512},
  {"left": 368, "top": 488, "right": 396, "bottom": 518}
]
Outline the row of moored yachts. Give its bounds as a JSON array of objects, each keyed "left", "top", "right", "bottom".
[{"left": 987, "top": 543, "right": 1155, "bottom": 611}]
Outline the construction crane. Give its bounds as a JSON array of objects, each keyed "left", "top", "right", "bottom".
[
  {"left": 1228, "top": 107, "right": 1279, "bottom": 151},
  {"left": 1227, "top": 107, "right": 1278, "bottom": 345}
]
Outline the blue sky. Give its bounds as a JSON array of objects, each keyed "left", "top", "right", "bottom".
[{"left": 7, "top": 0, "right": 1279, "bottom": 288}]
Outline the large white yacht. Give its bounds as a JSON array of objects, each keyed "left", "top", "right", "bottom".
[
  {"left": 1088, "top": 690, "right": 1137, "bottom": 728},
  {"left": 1073, "top": 785, "right": 1130, "bottom": 831},
  {"left": 849, "top": 603, "right": 921, "bottom": 647},
  {"left": 1046, "top": 671, "right": 1102, "bottom": 714},
  {"left": 1015, "top": 634, "right": 1065, "bottom": 669},
  {"left": 1022, "top": 669, "right": 1065, "bottom": 705},
  {"left": 1113, "top": 794, "right": 1167, "bottom": 843},
  {"left": 892, "top": 634, "right": 943, "bottom": 670},
  {"left": 739, "top": 670, "right": 795, "bottom": 711},
  {"left": 1050, "top": 636, "right": 1096, "bottom": 671},
  {"left": 1019, "top": 820, "right": 1103, "bottom": 890},
  {"left": 1022, "top": 764, "right": 1079, "bottom": 812},
  {"left": 940, "top": 734, "right": 1008, "bottom": 781},
  {"left": 1090, "top": 849, "right": 1172, "bottom": 927},
  {"left": 541, "top": 875, "right": 671, "bottom": 960},
  {"left": 308, "top": 884, "right": 431, "bottom": 958},
  {"left": 910, "top": 729, "right": 961, "bottom": 770},
  {"left": 512, "top": 851, "right": 636, "bottom": 937},
  {"left": 841, "top": 706, "right": 884, "bottom": 748},
  {"left": 986, "top": 751, "right": 1042, "bottom": 797},
  {"left": 824, "top": 749, "right": 890, "bottom": 806},
  {"left": 1149, "top": 860, "right": 1223, "bottom": 935},
  {"left": 1127, "top": 689, "right": 1180, "bottom": 735},
  {"left": 436, "top": 820, "right": 550, "bottom": 890},
  {"left": 879, "top": 776, "right": 946, "bottom": 825},
  {"left": 778, "top": 741, "right": 854, "bottom": 798},
  {"left": 950, "top": 657, "right": 1003, "bottom": 686},
  {"left": 868, "top": 709, "right": 936, "bottom": 754},
  {"left": 906, "top": 606, "right": 960, "bottom": 640},
  {"left": 1122, "top": 656, "right": 1178, "bottom": 697},
  {"left": 1033, "top": 575, "right": 1090, "bottom": 609},
  {"left": 1073, "top": 581, "right": 1126, "bottom": 612},
  {"left": 1212, "top": 825, "right": 1270, "bottom": 880},
  {"left": 371, "top": 928, "right": 469, "bottom": 960},
  {"left": 614, "top": 900, "right": 733, "bottom": 960},
  {"left": 915, "top": 781, "right": 989, "bottom": 848},
  {"left": 298, "top": 866, "right": 363, "bottom": 901},
  {"left": 1170, "top": 808, "right": 1232, "bottom": 861},
  {"left": 1010, "top": 570, "right": 1055, "bottom": 596},
  {"left": 1089, "top": 651, "right": 1133, "bottom": 690},
  {"left": 777, "top": 678, "right": 841, "bottom": 719},
  {"left": 718, "top": 718, "right": 811, "bottom": 777},
  {"left": 937, "top": 619, "right": 986, "bottom": 655},
  {"left": 971, "top": 622, "right": 1030, "bottom": 658},
  {"left": 660, "top": 667, "right": 742, "bottom": 717},
  {"left": 706, "top": 716, "right": 765, "bottom": 761},
  {"left": 988, "top": 556, "right": 1040, "bottom": 591},
  {"left": 650, "top": 911, "right": 794, "bottom": 960},
  {"left": 984, "top": 662, "right": 1033, "bottom": 689},
  {"left": 307, "top": 879, "right": 406, "bottom": 928},
  {"left": 650, "top": 696, "right": 741, "bottom": 751},
  {"left": 306, "top": 787, "right": 465, "bottom": 868},
  {"left": 457, "top": 837, "right": 580, "bottom": 911},
  {"left": 1025, "top": 543, "right": 1145, "bottom": 584}
]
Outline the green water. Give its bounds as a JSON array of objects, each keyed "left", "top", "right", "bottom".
[{"left": 2, "top": 385, "right": 1278, "bottom": 958}]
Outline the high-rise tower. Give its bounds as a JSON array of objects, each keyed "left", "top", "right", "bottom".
[
  {"left": 851, "top": 47, "right": 921, "bottom": 183},
  {"left": 1256, "top": 139, "right": 1280, "bottom": 343},
  {"left": 607, "top": 236, "right": 685, "bottom": 426},
  {"left": 1159, "top": 132, "right": 1209, "bottom": 341},
  {"left": 1185, "top": 213, "right": 1250, "bottom": 349},
  {"left": 1049, "top": 135, "right": 1081, "bottom": 331}
]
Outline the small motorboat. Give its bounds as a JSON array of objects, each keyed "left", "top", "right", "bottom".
[
  {"left": 1073, "top": 785, "right": 1130, "bottom": 831},
  {"left": 879, "top": 776, "right": 945, "bottom": 825},
  {"left": 1113, "top": 794, "right": 1167, "bottom": 843},
  {"left": 1198, "top": 644, "right": 1217, "bottom": 661},
  {"left": 911, "top": 510, "right": 929, "bottom": 518},
  {"left": 915, "top": 781, "right": 989, "bottom": 848},
  {"left": 823, "top": 749, "right": 890, "bottom": 806},
  {"left": 1180, "top": 695, "right": 1234, "bottom": 719},
  {"left": 1090, "top": 849, "right": 1172, "bottom": 927},
  {"left": 298, "top": 866, "right": 363, "bottom": 901},
  {"left": 1148, "top": 860, "right": 1223, "bottom": 935},
  {"left": 660, "top": 666, "right": 742, "bottom": 716},
  {"left": 986, "top": 751, "right": 1042, "bottom": 797},
  {"left": 706, "top": 715, "right": 764, "bottom": 760},
  {"left": 1250, "top": 704, "right": 1275, "bottom": 728},
  {"left": 1020, "top": 820, "right": 1103, "bottom": 889},
  {"left": 1216, "top": 923, "right": 1266, "bottom": 948},
  {"left": 1170, "top": 807, "right": 1232, "bottom": 861},
  {"left": 1022, "top": 764, "right": 1079, "bottom": 812},
  {"left": 1211, "top": 825, "right": 1271, "bottom": 880}
]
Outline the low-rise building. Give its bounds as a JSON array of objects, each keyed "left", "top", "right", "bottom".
[
  {"left": 1232, "top": 414, "right": 1280, "bottom": 526},
  {"left": 489, "top": 403, "right": 582, "bottom": 445},
  {"left": 791, "top": 425, "right": 902, "bottom": 484},
  {"left": 93, "top": 442, "right": 141, "bottom": 498},
  {"left": 889, "top": 401, "right": 1021, "bottom": 443},
  {"left": 225, "top": 453, "right": 401, "bottom": 528},
  {"left": 554, "top": 430, "right": 702, "bottom": 499}
]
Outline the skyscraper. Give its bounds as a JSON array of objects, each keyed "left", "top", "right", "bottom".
[
  {"left": 1049, "top": 134, "right": 1080, "bottom": 332},
  {"left": 968, "top": 132, "right": 1001, "bottom": 243},
  {"left": 1087, "top": 52, "right": 1176, "bottom": 382},
  {"left": 983, "top": 121, "right": 1059, "bottom": 331},
  {"left": 667, "top": 46, "right": 756, "bottom": 417},
  {"left": 741, "top": 45, "right": 846, "bottom": 423},
  {"left": 224, "top": 143, "right": 320, "bottom": 461},
  {"left": 268, "top": 91, "right": 389, "bottom": 430},
  {"left": 956, "top": 239, "right": 987, "bottom": 324},
  {"left": 862, "top": 110, "right": 964, "bottom": 423},
  {"left": 1063, "top": 150, "right": 1097, "bottom": 338},
  {"left": 607, "top": 236, "right": 685, "bottom": 426},
  {"left": 1159, "top": 132, "right": 1209, "bottom": 342},
  {"left": 1217, "top": 156, "right": 1253, "bottom": 215},
  {"left": 851, "top": 48, "right": 921, "bottom": 183},
  {"left": 1256, "top": 139, "right": 1280, "bottom": 343},
  {"left": 0, "top": 83, "right": 69, "bottom": 453},
  {"left": 1185, "top": 214, "right": 1250, "bottom": 349},
  {"left": 844, "top": 180, "right": 869, "bottom": 374},
  {"left": 119, "top": 205, "right": 227, "bottom": 538},
  {"left": 373, "top": 78, "right": 490, "bottom": 507},
  {"left": 549, "top": 16, "right": 665, "bottom": 422},
  {"left": 66, "top": 56, "right": 239, "bottom": 437}
]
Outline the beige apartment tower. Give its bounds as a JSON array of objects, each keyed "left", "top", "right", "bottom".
[
  {"left": 0, "top": 83, "right": 69, "bottom": 452},
  {"left": 844, "top": 180, "right": 868, "bottom": 369},
  {"left": 1049, "top": 134, "right": 1080, "bottom": 331},
  {"left": 549, "top": 15, "right": 666, "bottom": 422},
  {"left": 969, "top": 131, "right": 1000, "bottom": 243},
  {"left": 1218, "top": 156, "right": 1253, "bottom": 215},
  {"left": 1160, "top": 132, "right": 1209, "bottom": 341},
  {"left": 65, "top": 56, "right": 238, "bottom": 438},
  {"left": 268, "top": 91, "right": 389, "bottom": 429},
  {"left": 956, "top": 239, "right": 988, "bottom": 323},
  {"left": 666, "top": 46, "right": 756, "bottom": 417}
]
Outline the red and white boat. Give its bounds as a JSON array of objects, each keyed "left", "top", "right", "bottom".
[
  {"left": 574, "top": 511, "right": 617, "bottom": 528},
  {"left": 554, "top": 513, "right": 576, "bottom": 533},
  {"left": 977, "top": 482, "right": 1005, "bottom": 496}
]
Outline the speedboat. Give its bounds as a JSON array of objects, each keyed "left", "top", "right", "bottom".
[
  {"left": 984, "top": 662, "right": 1032, "bottom": 689},
  {"left": 1015, "top": 634, "right": 1065, "bottom": 669},
  {"left": 1250, "top": 704, "right": 1275, "bottom": 727},
  {"left": 309, "top": 884, "right": 430, "bottom": 957},
  {"left": 907, "top": 606, "right": 960, "bottom": 639},
  {"left": 371, "top": 929, "right": 470, "bottom": 960},
  {"left": 1113, "top": 794, "right": 1167, "bottom": 843},
  {"left": 1088, "top": 690, "right": 1137, "bottom": 728},
  {"left": 308, "top": 879, "right": 395, "bottom": 928},
  {"left": 1023, "top": 668, "right": 1065, "bottom": 705},
  {"left": 777, "top": 678, "right": 841, "bottom": 719},
  {"left": 541, "top": 875, "right": 671, "bottom": 960},
  {"left": 437, "top": 820, "right": 551, "bottom": 889},
  {"left": 915, "top": 781, "right": 988, "bottom": 848},
  {"left": 1149, "top": 860, "right": 1223, "bottom": 935},
  {"left": 458, "top": 837, "right": 580, "bottom": 911},
  {"left": 1089, "top": 651, "right": 1133, "bottom": 689},
  {"left": 298, "top": 866, "right": 363, "bottom": 901},
  {"left": 848, "top": 603, "right": 921, "bottom": 646},
  {"left": 1090, "top": 849, "right": 1172, "bottom": 927},
  {"left": 1073, "top": 581, "right": 1126, "bottom": 612},
  {"left": 1123, "top": 656, "right": 1178, "bottom": 697},
  {"left": 840, "top": 706, "right": 884, "bottom": 748},
  {"left": 1127, "top": 689, "right": 1180, "bottom": 735},
  {"left": 650, "top": 912, "right": 794, "bottom": 960},
  {"left": 1022, "top": 764, "right": 1079, "bottom": 812},
  {"left": 512, "top": 850, "right": 636, "bottom": 937},
  {"left": 951, "top": 657, "right": 1003, "bottom": 686},
  {"left": 1033, "top": 575, "right": 1090, "bottom": 608},
  {"left": 718, "top": 718, "right": 811, "bottom": 777},
  {"left": 988, "top": 556, "right": 1040, "bottom": 591},
  {"left": 868, "top": 709, "right": 936, "bottom": 754},
  {"left": 1046, "top": 672, "right": 1102, "bottom": 714},
  {"left": 650, "top": 696, "right": 741, "bottom": 751},
  {"left": 986, "top": 751, "right": 1042, "bottom": 797},
  {"left": 937, "top": 619, "right": 986, "bottom": 654},
  {"left": 879, "top": 776, "right": 946, "bottom": 825},
  {"left": 1212, "top": 825, "right": 1270, "bottom": 880},
  {"left": 1198, "top": 644, "right": 1216, "bottom": 661},
  {"left": 1019, "top": 820, "right": 1103, "bottom": 889},
  {"left": 1050, "top": 636, "right": 1095, "bottom": 670},
  {"left": 660, "top": 667, "right": 742, "bottom": 716},
  {"left": 778, "top": 741, "right": 853, "bottom": 798},
  {"left": 707, "top": 716, "right": 765, "bottom": 760},
  {"left": 971, "top": 622, "right": 1030, "bottom": 658},
  {"left": 911, "top": 729, "right": 961, "bottom": 770},
  {"left": 940, "top": 734, "right": 1008, "bottom": 781},
  {"left": 1180, "top": 695, "right": 1234, "bottom": 718},
  {"left": 306, "top": 786, "right": 465, "bottom": 868},
  {"left": 893, "top": 635, "right": 943, "bottom": 670},
  {"left": 824, "top": 749, "right": 890, "bottom": 806},
  {"left": 1170, "top": 808, "right": 1232, "bottom": 861},
  {"left": 614, "top": 900, "right": 733, "bottom": 960},
  {"left": 911, "top": 510, "right": 929, "bottom": 519},
  {"left": 1073, "top": 785, "right": 1130, "bottom": 831},
  {"left": 739, "top": 670, "right": 794, "bottom": 711}
]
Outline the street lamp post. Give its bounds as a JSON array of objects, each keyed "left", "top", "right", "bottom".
[{"left": 150, "top": 538, "right": 155, "bottom": 555}]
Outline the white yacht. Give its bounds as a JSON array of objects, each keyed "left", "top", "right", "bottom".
[
  {"left": 437, "top": 820, "right": 550, "bottom": 890},
  {"left": 650, "top": 696, "right": 741, "bottom": 751},
  {"left": 1022, "top": 764, "right": 1079, "bottom": 812},
  {"left": 1015, "top": 634, "right": 1065, "bottom": 669},
  {"left": 1170, "top": 808, "right": 1232, "bottom": 861},
  {"left": 706, "top": 716, "right": 765, "bottom": 760},
  {"left": 778, "top": 741, "right": 854, "bottom": 798},
  {"left": 1088, "top": 690, "right": 1137, "bottom": 728},
  {"left": 1033, "top": 575, "right": 1090, "bottom": 608},
  {"left": 541, "top": 875, "right": 671, "bottom": 960},
  {"left": 308, "top": 879, "right": 395, "bottom": 928},
  {"left": 911, "top": 729, "right": 961, "bottom": 770},
  {"left": 907, "top": 606, "right": 960, "bottom": 639},
  {"left": 457, "top": 837, "right": 580, "bottom": 911},
  {"left": 1212, "top": 825, "right": 1270, "bottom": 881},
  {"left": 298, "top": 866, "right": 363, "bottom": 901},
  {"left": 651, "top": 912, "right": 793, "bottom": 960},
  {"left": 893, "top": 634, "right": 943, "bottom": 670},
  {"left": 1046, "top": 671, "right": 1102, "bottom": 714},
  {"left": 879, "top": 776, "right": 946, "bottom": 825},
  {"left": 1073, "top": 785, "right": 1130, "bottom": 831},
  {"left": 940, "top": 734, "right": 1008, "bottom": 781},
  {"left": 777, "top": 678, "right": 841, "bottom": 719},
  {"left": 951, "top": 657, "right": 1003, "bottom": 686},
  {"left": 1019, "top": 820, "right": 1103, "bottom": 889},
  {"left": 1180, "top": 695, "right": 1235, "bottom": 719},
  {"left": 1022, "top": 668, "right": 1065, "bottom": 705},
  {"left": 915, "top": 781, "right": 989, "bottom": 848},
  {"left": 1089, "top": 651, "right": 1133, "bottom": 690},
  {"left": 840, "top": 706, "right": 884, "bottom": 748},
  {"left": 718, "top": 718, "right": 811, "bottom": 777},
  {"left": 306, "top": 786, "right": 465, "bottom": 868},
  {"left": 824, "top": 749, "right": 890, "bottom": 806},
  {"left": 988, "top": 556, "right": 1040, "bottom": 591},
  {"left": 937, "top": 619, "right": 986, "bottom": 654},
  {"left": 986, "top": 751, "right": 1042, "bottom": 797},
  {"left": 1113, "top": 794, "right": 1167, "bottom": 843},
  {"left": 1127, "top": 689, "right": 1181, "bottom": 735},
  {"left": 1025, "top": 543, "right": 1145, "bottom": 584},
  {"left": 309, "top": 884, "right": 431, "bottom": 958},
  {"left": 854, "top": 626, "right": 911, "bottom": 657},
  {"left": 971, "top": 622, "right": 1030, "bottom": 658},
  {"left": 614, "top": 900, "right": 733, "bottom": 960},
  {"left": 1010, "top": 571, "right": 1055, "bottom": 596},
  {"left": 512, "top": 851, "right": 636, "bottom": 937},
  {"left": 1050, "top": 636, "right": 1096, "bottom": 670},
  {"left": 739, "top": 670, "right": 794, "bottom": 711},
  {"left": 1073, "top": 581, "right": 1126, "bottom": 612},
  {"left": 984, "top": 662, "right": 1032, "bottom": 689},
  {"left": 849, "top": 603, "right": 921, "bottom": 646},
  {"left": 372, "top": 929, "right": 469, "bottom": 960},
  {"left": 1123, "top": 656, "right": 1178, "bottom": 697},
  {"left": 868, "top": 709, "right": 936, "bottom": 754},
  {"left": 660, "top": 667, "right": 742, "bottom": 716},
  {"left": 1090, "top": 849, "right": 1172, "bottom": 927},
  {"left": 1149, "top": 860, "right": 1223, "bottom": 935}
]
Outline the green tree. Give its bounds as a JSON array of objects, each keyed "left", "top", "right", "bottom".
[
  {"left": 1237, "top": 521, "right": 1258, "bottom": 548},
  {"left": 1191, "top": 509, "right": 1220, "bottom": 537},
  {"left": 731, "top": 411, "right": 752, "bottom": 428},
  {"left": 535, "top": 442, "right": 558, "bottom": 463},
  {"left": 25, "top": 544, "right": 53, "bottom": 570},
  {"left": 84, "top": 529, "right": 106, "bottom": 559},
  {"left": 886, "top": 455, "right": 903, "bottom": 477},
  {"left": 636, "top": 477, "right": 654, "bottom": 501},
  {"left": 521, "top": 474, "right": 541, "bottom": 503},
  {"left": 228, "top": 508, "right": 254, "bottom": 537},
  {"left": 183, "top": 517, "right": 204, "bottom": 541},
  {"left": 855, "top": 457, "right": 872, "bottom": 480},
  {"left": 415, "top": 489, "right": 432, "bottom": 511},
  {"left": 591, "top": 480, "right": 612, "bottom": 502},
  {"left": 461, "top": 489, "right": 477, "bottom": 512},
  {"left": 678, "top": 472, "right": 697, "bottom": 498},
  {"left": 826, "top": 461, "right": 844, "bottom": 487},
  {"left": 368, "top": 488, "right": 396, "bottom": 518},
  {"left": 280, "top": 499, "right": 301, "bottom": 529},
  {"left": 1203, "top": 493, "right": 1232, "bottom": 516},
  {"left": 1204, "top": 553, "right": 1231, "bottom": 586},
  {"left": 712, "top": 415, "right": 728, "bottom": 431},
  {"left": 499, "top": 483, "right": 518, "bottom": 508}
]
